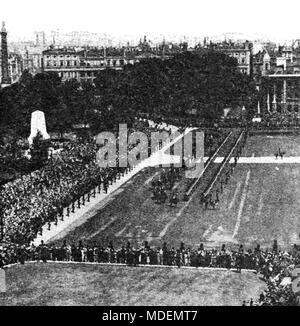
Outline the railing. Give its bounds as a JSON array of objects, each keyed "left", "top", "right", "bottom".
[
  {"left": 203, "top": 130, "right": 244, "bottom": 197},
  {"left": 184, "top": 131, "right": 232, "bottom": 198},
  {"left": 34, "top": 123, "right": 180, "bottom": 243}
]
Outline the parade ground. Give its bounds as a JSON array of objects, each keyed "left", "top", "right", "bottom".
[
  {"left": 49, "top": 133, "right": 300, "bottom": 250},
  {"left": 1, "top": 263, "right": 265, "bottom": 306},
  {"left": 1, "top": 133, "right": 298, "bottom": 307}
]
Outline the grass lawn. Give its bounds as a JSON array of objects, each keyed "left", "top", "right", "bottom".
[
  {"left": 243, "top": 135, "right": 300, "bottom": 157},
  {"left": 176, "top": 163, "right": 300, "bottom": 249},
  {"left": 1, "top": 263, "right": 266, "bottom": 306}
]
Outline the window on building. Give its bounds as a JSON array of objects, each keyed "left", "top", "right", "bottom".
[{"left": 60, "top": 61, "right": 64, "bottom": 66}]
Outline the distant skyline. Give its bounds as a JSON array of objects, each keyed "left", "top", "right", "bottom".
[{"left": 2, "top": 0, "right": 300, "bottom": 44}]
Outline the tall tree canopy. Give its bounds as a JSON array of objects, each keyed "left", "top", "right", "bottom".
[
  {"left": 0, "top": 50, "right": 257, "bottom": 138},
  {"left": 94, "top": 50, "right": 257, "bottom": 123}
]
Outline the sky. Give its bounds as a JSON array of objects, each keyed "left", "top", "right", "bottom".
[{"left": 1, "top": 0, "right": 300, "bottom": 43}]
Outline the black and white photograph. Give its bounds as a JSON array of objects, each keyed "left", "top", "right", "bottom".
[{"left": 0, "top": 0, "right": 300, "bottom": 309}]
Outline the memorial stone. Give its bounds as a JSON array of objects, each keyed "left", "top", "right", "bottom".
[{"left": 28, "top": 110, "right": 50, "bottom": 145}]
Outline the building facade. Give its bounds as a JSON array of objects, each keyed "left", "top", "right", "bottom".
[
  {"left": 255, "top": 46, "right": 300, "bottom": 115},
  {"left": 42, "top": 39, "right": 173, "bottom": 83},
  {"left": 42, "top": 47, "right": 140, "bottom": 83},
  {"left": 204, "top": 40, "right": 253, "bottom": 75}
]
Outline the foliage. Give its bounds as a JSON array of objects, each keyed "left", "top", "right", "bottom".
[
  {"left": 94, "top": 50, "right": 257, "bottom": 124},
  {"left": 0, "top": 50, "right": 257, "bottom": 138}
]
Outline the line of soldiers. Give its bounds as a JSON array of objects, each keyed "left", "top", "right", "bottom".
[
  {"left": 200, "top": 131, "right": 248, "bottom": 210},
  {"left": 2, "top": 240, "right": 297, "bottom": 278},
  {"left": 0, "top": 240, "right": 254, "bottom": 272},
  {"left": 41, "top": 166, "right": 135, "bottom": 235}
]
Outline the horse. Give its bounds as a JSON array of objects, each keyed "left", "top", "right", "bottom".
[
  {"left": 279, "top": 150, "right": 286, "bottom": 159},
  {"left": 151, "top": 187, "right": 160, "bottom": 203},
  {"left": 275, "top": 148, "right": 286, "bottom": 159},
  {"left": 203, "top": 194, "right": 217, "bottom": 210},
  {"left": 160, "top": 189, "right": 168, "bottom": 204},
  {"left": 152, "top": 187, "right": 167, "bottom": 204},
  {"left": 209, "top": 199, "right": 217, "bottom": 210},
  {"left": 169, "top": 193, "right": 179, "bottom": 207}
]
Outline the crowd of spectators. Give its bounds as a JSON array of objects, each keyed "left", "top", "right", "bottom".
[
  {"left": 0, "top": 139, "right": 123, "bottom": 244},
  {"left": 0, "top": 121, "right": 173, "bottom": 245},
  {"left": 252, "top": 112, "right": 300, "bottom": 130},
  {"left": 0, "top": 140, "right": 32, "bottom": 186},
  {"left": 242, "top": 241, "right": 300, "bottom": 306}
]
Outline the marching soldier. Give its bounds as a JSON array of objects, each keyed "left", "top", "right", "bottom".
[{"left": 38, "top": 240, "right": 48, "bottom": 263}]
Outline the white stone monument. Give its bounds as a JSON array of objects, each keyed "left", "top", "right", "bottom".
[
  {"left": 223, "top": 108, "right": 231, "bottom": 118},
  {"left": 28, "top": 110, "right": 50, "bottom": 145}
]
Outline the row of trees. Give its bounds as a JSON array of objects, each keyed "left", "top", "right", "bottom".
[
  {"left": 94, "top": 50, "right": 257, "bottom": 122},
  {"left": 0, "top": 50, "right": 257, "bottom": 139}
]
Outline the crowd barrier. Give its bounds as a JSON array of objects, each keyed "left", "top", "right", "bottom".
[
  {"left": 184, "top": 131, "right": 233, "bottom": 199},
  {"left": 203, "top": 130, "right": 245, "bottom": 197},
  {"left": 34, "top": 122, "right": 180, "bottom": 244}
]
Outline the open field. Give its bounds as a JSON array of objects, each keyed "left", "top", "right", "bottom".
[
  {"left": 180, "top": 163, "right": 300, "bottom": 248},
  {"left": 48, "top": 134, "right": 300, "bottom": 250},
  {"left": 243, "top": 134, "right": 300, "bottom": 157},
  {"left": 0, "top": 263, "right": 265, "bottom": 306}
]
